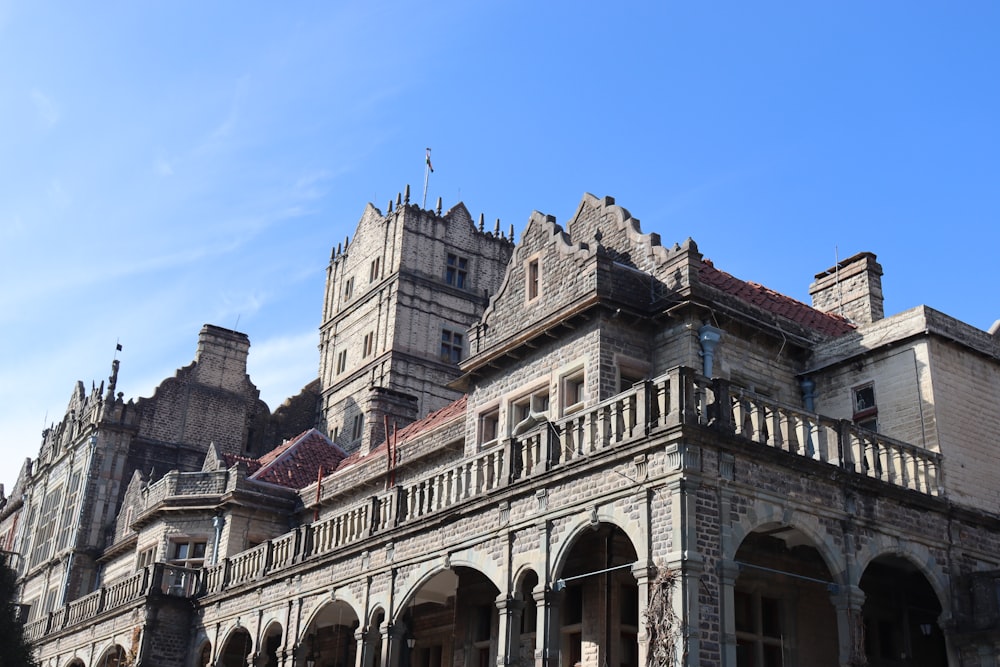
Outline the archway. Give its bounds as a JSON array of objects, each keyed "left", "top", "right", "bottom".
[
  {"left": 731, "top": 523, "right": 839, "bottom": 667},
  {"left": 218, "top": 627, "right": 253, "bottom": 667},
  {"left": 194, "top": 640, "right": 212, "bottom": 667},
  {"left": 65, "top": 660, "right": 86, "bottom": 667},
  {"left": 553, "top": 523, "right": 639, "bottom": 667},
  {"left": 258, "top": 622, "right": 283, "bottom": 667},
  {"left": 401, "top": 566, "right": 502, "bottom": 667},
  {"left": 95, "top": 645, "right": 127, "bottom": 667},
  {"left": 860, "top": 555, "right": 946, "bottom": 666},
  {"left": 300, "top": 600, "right": 360, "bottom": 667}
]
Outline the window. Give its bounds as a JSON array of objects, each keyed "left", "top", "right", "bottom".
[
  {"left": 30, "top": 485, "right": 63, "bottom": 568},
  {"left": 560, "top": 369, "right": 585, "bottom": 416},
  {"left": 351, "top": 413, "right": 365, "bottom": 441},
  {"left": 441, "top": 329, "right": 463, "bottom": 363},
  {"left": 853, "top": 383, "right": 877, "bottom": 431},
  {"left": 369, "top": 257, "right": 381, "bottom": 283},
  {"left": 445, "top": 253, "right": 468, "bottom": 288},
  {"left": 336, "top": 349, "right": 348, "bottom": 375},
  {"left": 343, "top": 276, "right": 354, "bottom": 301},
  {"left": 511, "top": 387, "right": 549, "bottom": 433},
  {"left": 169, "top": 540, "right": 207, "bottom": 568},
  {"left": 56, "top": 470, "right": 81, "bottom": 551},
  {"left": 137, "top": 545, "right": 156, "bottom": 569},
  {"left": 735, "top": 591, "right": 784, "bottom": 667},
  {"left": 363, "top": 331, "right": 375, "bottom": 358},
  {"left": 479, "top": 407, "right": 500, "bottom": 446},
  {"left": 526, "top": 257, "right": 540, "bottom": 301}
]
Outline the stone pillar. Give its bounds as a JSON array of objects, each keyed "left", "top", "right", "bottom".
[
  {"left": 719, "top": 560, "right": 741, "bottom": 667},
  {"left": 533, "top": 588, "right": 560, "bottom": 667},
  {"left": 496, "top": 594, "right": 525, "bottom": 666},
  {"left": 829, "top": 585, "right": 866, "bottom": 667},
  {"left": 632, "top": 564, "right": 654, "bottom": 667},
  {"left": 354, "top": 628, "right": 369, "bottom": 667}
]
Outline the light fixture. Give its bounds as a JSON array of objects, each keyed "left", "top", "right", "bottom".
[
  {"left": 407, "top": 636, "right": 416, "bottom": 649},
  {"left": 920, "top": 623, "right": 933, "bottom": 637}
]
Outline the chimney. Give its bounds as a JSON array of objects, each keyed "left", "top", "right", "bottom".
[
  {"left": 809, "top": 252, "right": 884, "bottom": 324},
  {"left": 194, "top": 324, "right": 251, "bottom": 392}
]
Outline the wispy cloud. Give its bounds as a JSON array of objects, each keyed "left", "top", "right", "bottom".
[
  {"left": 154, "top": 157, "right": 174, "bottom": 176},
  {"left": 30, "top": 88, "right": 59, "bottom": 126},
  {"left": 245, "top": 330, "right": 319, "bottom": 409}
]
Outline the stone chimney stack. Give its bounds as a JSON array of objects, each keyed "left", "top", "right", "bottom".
[
  {"left": 194, "top": 324, "right": 251, "bottom": 392},
  {"left": 809, "top": 252, "right": 884, "bottom": 325}
]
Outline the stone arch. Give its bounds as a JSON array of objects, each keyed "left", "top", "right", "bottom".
[
  {"left": 728, "top": 498, "right": 847, "bottom": 586},
  {"left": 190, "top": 636, "right": 212, "bottom": 667},
  {"left": 299, "top": 596, "right": 362, "bottom": 667},
  {"left": 258, "top": 619, "right": 284, "bottom": 667},
  {"left": 64, "top": 659, "right": 86, "bottom": 667},
  {"left": 93, "top": 643, "right": 127, "bottom": 667},
  {"left": 856, "top": 546, "right": 949, "bottom": 666},
  {"left": 512, "top": 562, "right": 541, "bottom": 596},
  {"left": 856, "top": 534, "right": 950, "bottom": 608},
  {"left": 217, "top": 624, "right": 254, "bottom": 667},
  {"left": 551, "top": 509, "right": 644, "bottom": 583},
  {"left": 549, "top": 517, "right": 641, "bottom": 667}
]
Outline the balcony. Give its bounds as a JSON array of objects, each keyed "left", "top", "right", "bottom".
[{"left": 49, "top": 366, "right": 942, "bottom": 633}]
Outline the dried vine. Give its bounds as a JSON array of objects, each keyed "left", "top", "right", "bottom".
[{"left": 645, "top": 565, "right": 682, "bottom": 667}]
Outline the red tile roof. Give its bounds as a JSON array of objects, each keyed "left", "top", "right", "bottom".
[
  {"left": 247, "top": 428, "right": 347, "bottom": 489},
  {"left": 699, "top": 260, "right": 854, "bottom": 337},
  {"left": 337, "top": 396, "right": 468, "bottom": 470}
]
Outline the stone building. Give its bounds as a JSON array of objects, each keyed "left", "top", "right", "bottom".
[{"left": 2, "top": 190, "right": 1000, "bottom": 667}]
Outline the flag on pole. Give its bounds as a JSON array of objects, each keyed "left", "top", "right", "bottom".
[{"left": 425, "top": 147, "right": 434, "bottom": 173}]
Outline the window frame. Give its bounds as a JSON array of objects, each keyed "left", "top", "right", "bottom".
[
  {"left": 168, "top": 539, "right": 207, "bottom": 569},
  {"left": 445, "top": 253, "right": 469, "bottom": 289},
  {"left": 525, "top": 255, "right": 541, "bottom": 303},
  {"left": 852, "top": 382, "right": 878, "bottom": 432},
  {"left": 440, "top": 328, "right": 464, "bottom": 364}
]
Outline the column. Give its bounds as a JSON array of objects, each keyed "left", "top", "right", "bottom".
[
  {"left": 829, "top": 585, "right": 866, "bottom": 667},
  {"left": 718, "top": 560, "right": 741, "bottom": 667},
  {"left": 632, "top": 565, "right": 654, "bottom": 667},
  {"left": 533, "top": 588, "right": 560, "bottom": 667},
  {"left": 496, "top": 594, "right": 525, "bottom": 666}
]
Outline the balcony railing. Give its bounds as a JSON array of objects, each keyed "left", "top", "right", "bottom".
[
  {"left": 22, "top": 563, "right": 198, "bottom": 641},
  {"left": 49, "top": 366, "right": 943, "bottom": 634}
]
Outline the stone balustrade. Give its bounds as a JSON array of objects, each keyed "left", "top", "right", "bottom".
[{"left": 43, "top": 366, "right": 943, "bottom": 635}]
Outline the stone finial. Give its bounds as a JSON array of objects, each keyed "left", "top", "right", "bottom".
[
  {"left": 478, "top": 213, "right": 485, "bottom": 232},
  {"left": 404, "top": 184, "right": 410, "bottom": 205},
  {"left": 345, "top": 235, "right": 350, "bottom": 249},
  {"left": 388, "top": 199, "right": 393, "bottom": 213},
  {"left": 396, "top": 192, "right": 402, "bottom": 209},
  {"left": 494, "top": 218, "right": 501, "bottom": 236},
  {"left": 509, "top": 224, "right": 515, "bottom": 241},
  {"left": 436, "top": 197, "right": 442, "bottom": 216},
  {"left": 337, "top": 243, "right": 342, "bottom": 256}
]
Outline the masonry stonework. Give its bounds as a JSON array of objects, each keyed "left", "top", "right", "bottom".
[{"left": 2, "top": 190, "right": 999, "bottom": 667}]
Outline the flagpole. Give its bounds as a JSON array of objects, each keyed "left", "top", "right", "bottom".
[{"left": 422, "top": 147, "right": 432, "bottom": 208}]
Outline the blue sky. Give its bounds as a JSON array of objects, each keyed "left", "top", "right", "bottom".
[{"left": 1, "top": 2, "right": 998, "bottom": 489}]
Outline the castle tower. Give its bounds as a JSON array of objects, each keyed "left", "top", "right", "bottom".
[{"left": 318, "top": 191, "right": 513, "bottom": 454}]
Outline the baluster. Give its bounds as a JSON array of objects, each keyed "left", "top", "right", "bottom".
[{"left": 622, "top": 393, "right": 635, "bottom": 437}]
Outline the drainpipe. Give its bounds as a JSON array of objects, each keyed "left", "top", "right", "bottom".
[
  {"left": 698, "top": 324, "right": 724, "bottom": 377},
  {"left": 211, "top": 515, "right": 225, "bottom": 566},
  {"left": 799, "top": 377, "right": 816, "bottom": 412}
]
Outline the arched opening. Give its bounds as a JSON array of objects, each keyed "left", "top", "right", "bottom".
[
  {"left": 515, "top": 570, "right": 540, "bottom": 667},
  {"left": 732, "top": 523, "right": 839, "bottom": 667},
  {"left": 860, "top": 555, "right": 946, "bottom": 667},
  {"left": 195, "top": 640, "right": 212, "bottom": 667},
  {"left": 401, "top": 566, "right": 501, "bottom": 667},
  {"left": 554, "top": 523, "right": 639, "bottom": 667},
  {"left": 300, "top": 600, "right": 360, "bottom": 667},
  {"left": 259, "top": 622, "right": 283, "bottom": 667},
  {"left": 95, "top": 645, "right": 127, "bottom": 667},
  {"left": 218, "top": 627, "right": 254, "bottom": 667},
  {"left": 65, "top": 660, "right": 86, "bottom": 667}
]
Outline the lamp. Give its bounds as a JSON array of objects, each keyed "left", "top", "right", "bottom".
[{"left": 919, "top": 623, "right": 933, "bottom": 637}]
